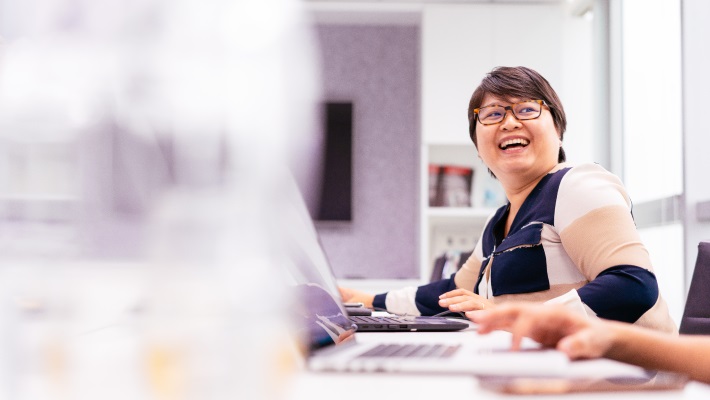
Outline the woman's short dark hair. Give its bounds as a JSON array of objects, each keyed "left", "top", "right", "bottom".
[{"left": 467, "top": 66, "right": 567, "bottom": 163}]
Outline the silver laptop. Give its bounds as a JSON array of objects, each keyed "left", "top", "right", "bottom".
[{"left": 283, "top": 179, "right": 569, "bottom": 375}]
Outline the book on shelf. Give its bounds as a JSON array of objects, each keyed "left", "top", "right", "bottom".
[{"left": 428, "top": 163, "right": 474, "bottom": 207}]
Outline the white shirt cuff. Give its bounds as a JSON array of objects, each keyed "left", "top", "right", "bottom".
[
  {"left": 544, "top": 289, "right": 597, "bottom": 318},
  {"left": 384, "top": 286, "right": 421, "bottom": 316}
]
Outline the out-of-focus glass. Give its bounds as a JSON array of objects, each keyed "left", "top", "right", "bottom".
[{"left": 0, "top": 0, "right": 322, "bottom": 399}]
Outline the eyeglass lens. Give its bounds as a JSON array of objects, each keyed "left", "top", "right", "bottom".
[{"left": 477, "top": 101, "right": 542, "bottom": 125}]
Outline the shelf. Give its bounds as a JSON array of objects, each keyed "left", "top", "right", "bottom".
[
  {"left": 427, "top": 206, "right": 496, "bottom": 225},
  {"left": 337, "top": 278, "right": 425, "bottom": 294},
  {"left": 427, "top": 206, "right": 495, "bottom": 218}
]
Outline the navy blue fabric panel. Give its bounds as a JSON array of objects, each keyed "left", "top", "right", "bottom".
[
  {"left": 509, "top": 167, "right": 571, "bottom": 232},
  {"left": 413, "top": 275, "right": 458, "bottom": 316},
  {"left": 471, "top": 167, "right": 571, "bottom": 298},
  {"left": 473, "top": 258, "right": 491, "bottom": 295},
  {"left": 373, "top": 293, "right": 387, "bottom": 311},
  {"left": 496, "top": 223, "right": 543, "bottom": 253},
  {"left": 577, "top": 265, "right": 659, "bottom": 323},
  {"left": 482, "top": 205, "right": 509, "bottom": 257},
  {"left": 491, "top": 245, "right": 550, "bottom": 296}
]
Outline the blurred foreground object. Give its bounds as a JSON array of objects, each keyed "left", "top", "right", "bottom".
[{"left": 0, "top": 0, "right": 322, "bottom": 398}]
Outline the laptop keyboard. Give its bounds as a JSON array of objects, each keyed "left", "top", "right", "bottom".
[{"left": 356, "top": 344, "right": 461, "bottom": 359}]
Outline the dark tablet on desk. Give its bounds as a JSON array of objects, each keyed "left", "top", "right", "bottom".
[
  {"left": 348, "top": 315, "right": 469, "bottom": 332},
  {"left": 345, "top": 307, "right": 372, "bottom": 316}
]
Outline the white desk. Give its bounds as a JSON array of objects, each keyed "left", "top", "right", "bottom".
[{"left": 285, "top": 326, "right": 710, "bottom": 400}]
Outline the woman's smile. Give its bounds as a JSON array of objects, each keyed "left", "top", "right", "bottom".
[{"left": 499, "top": 137, "right": 530, "bottom": 150}]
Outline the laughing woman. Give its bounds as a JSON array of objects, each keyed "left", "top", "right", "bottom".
[{"left": 340, "top": 66, "right": 676, "bottom": 332}]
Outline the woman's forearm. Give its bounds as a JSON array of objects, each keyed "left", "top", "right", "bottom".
[{"left": 605, "top": 321, "right": 710, "bottom": 383}]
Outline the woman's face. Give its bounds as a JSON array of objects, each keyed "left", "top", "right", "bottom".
[{"left": 475, "top": 94, "right": 560, "bottom": 186}]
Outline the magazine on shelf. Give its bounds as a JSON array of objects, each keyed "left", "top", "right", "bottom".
[{"left": 428, "top": 163, "right": 474, "bottom": 207}]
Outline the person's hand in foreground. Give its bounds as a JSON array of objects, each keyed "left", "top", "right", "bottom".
[
  {"left": 467, "top": 303, "right": 614, "bottom": 359},
  {"left": 468, "top": 302, "right": 710, "bottom": 384},
  {"left": 338, "top": 287, "right": 375, "bottom": 309},
  {"left": 439, "top": 288, "right": 494, "bottom": 313}
]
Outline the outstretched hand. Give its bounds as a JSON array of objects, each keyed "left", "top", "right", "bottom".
[
  {"left": 438, "top": 288, "right": 493, "bottom": 312},
  {"left": 338, "top": 287, "right": 375, "bottom": 309},
  {"left": 467, "top": 303, "right": 615, "bottom": 360}
]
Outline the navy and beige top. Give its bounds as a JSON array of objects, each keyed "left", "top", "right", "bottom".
[{"left": 374, "top": 163, "right": 676, "bottom": 333}]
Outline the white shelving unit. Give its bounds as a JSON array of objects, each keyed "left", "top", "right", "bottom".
[{"left": 420, "top": 142, "right": 503, "bottom": 281}]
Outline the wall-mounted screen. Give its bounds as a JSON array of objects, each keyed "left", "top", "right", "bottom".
[{"left": 317, "top": 102, "right": 352, "bottom": 222}]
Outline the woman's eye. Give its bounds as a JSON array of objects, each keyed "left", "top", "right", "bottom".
[{"left": 483, "top": 109, "right": 502, "bottom": 119}]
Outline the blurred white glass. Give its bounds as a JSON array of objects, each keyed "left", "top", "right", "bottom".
[{"left": 0, "top": 0, "right": 322, "bottom": 398}]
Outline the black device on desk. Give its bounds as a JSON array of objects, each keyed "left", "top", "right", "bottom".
[
  {"left": 340, "top": 298, "right": 467, "bottom": 332},
  {"left": 344, "top": 302, "right": 466, "bottom": 330},
  {"left": 349, "top": 314, "right": 468, "bottom": 332},
  {"left": 344, "top": 304, "right": 372, "bottom": 317}
]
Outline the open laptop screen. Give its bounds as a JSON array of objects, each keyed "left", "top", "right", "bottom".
[
  {"left": 294, "top": 282, "right": 355, "bottom": 351},
  {"left": 281, "top": 176, "right": 357, "bottom": 352}
]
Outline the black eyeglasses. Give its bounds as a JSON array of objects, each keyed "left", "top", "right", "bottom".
[{"left": 474, "top": 100, "right": 547, "bottom": 125}]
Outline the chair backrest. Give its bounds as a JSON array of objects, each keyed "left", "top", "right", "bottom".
[
  {"left": 679, "top": 241, "right": 710, "bottom": 334},
  {"left": 429, "top": 250, "right": 474, "bottom": 282}
]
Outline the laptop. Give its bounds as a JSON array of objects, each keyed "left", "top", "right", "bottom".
[
  {"left": 289, "top": 247, "right": 569, "bottom": 375},
  {"left": 327, "top": 253, "right": 468, "bottom": 332},
  {"left": 282, "top": 179, "right": 570, "bottom": 375}
]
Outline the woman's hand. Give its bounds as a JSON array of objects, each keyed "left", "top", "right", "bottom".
[
  {"left": 438, "top": 288, "right": 493, "bottom": 312},
  {"left": 338, "top": 287, "right": 375, "bottom": 309},
  {"left": 467, "top": 303, "right": 614, "bottom": 360}
]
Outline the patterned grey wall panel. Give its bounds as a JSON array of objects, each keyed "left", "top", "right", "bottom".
[{"left": 315, "top": 24, "right": 420, "bottom": 279}]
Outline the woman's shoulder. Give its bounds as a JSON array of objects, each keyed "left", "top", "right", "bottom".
[
  {"left": 556, "top": 162, "right": 630, "bottom": 206},
  {"left": 553, "top": 161, "right": 614, "bottom": 173},
  {"left": 557, "top": 162, "right": 623, "bottom": 185}
]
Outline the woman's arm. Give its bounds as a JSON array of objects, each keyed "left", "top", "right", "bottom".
[
  {"left": 338, "top": 277, "right": 457, "bottom": 315},
  {"left": 603, "top": 321, "right": 710, "bottom": 383},
  {"left": 576, "top": 265, "right": 659, "bottom": 322},
  {"left": 469, "top": 303, "right": 710, "bottom": 384},
  {"left": 554, "top": 164, "right": 673, "bottom": 330}
]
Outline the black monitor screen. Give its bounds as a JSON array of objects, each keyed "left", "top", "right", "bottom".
[{"left": 317, "top": 102, "right": 352, "bottom": 221}]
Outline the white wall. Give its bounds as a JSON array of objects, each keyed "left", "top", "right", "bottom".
[{"left": 682, "top": 0, "right": 710, "bottom": 283}]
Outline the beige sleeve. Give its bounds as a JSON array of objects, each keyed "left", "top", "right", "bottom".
[{"left": 555, "top": 164, "right": 653, "bottom": 280}]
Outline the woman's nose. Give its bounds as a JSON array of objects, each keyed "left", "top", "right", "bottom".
[{"left": 500, "top": 109, "right": 522, "bottom": 130}]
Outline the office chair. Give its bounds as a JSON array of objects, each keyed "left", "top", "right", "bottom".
[
  {"left": 429, "top": 250, "right": 473, "bottom": 282},
  {"left": 679, "top": 241, "right": 710, "bottom": 334}
]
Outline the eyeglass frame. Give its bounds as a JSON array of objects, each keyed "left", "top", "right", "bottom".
[{"left": 473, "top": 99, "right": 549, "bottom": 126}]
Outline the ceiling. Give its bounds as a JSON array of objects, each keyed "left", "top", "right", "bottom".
[
  {"left": 306, "top": 0, "right": 561, "bottom": 3},
  {"left": 306, "top": 0, "right": 573, "bottom": 26}
]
